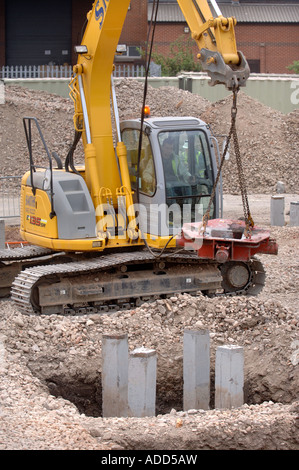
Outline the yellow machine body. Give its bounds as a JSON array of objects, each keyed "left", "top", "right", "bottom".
[{"left": 20, "top": 0, "right": 249, "bottom": 252}]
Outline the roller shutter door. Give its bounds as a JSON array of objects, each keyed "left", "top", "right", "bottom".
[{"left": 5, "top": 0, "right": 72, "bottom": 66}]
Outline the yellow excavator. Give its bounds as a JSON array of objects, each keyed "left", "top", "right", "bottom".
[{"left": 1, "top": 0, "right": 277, "bottom": 315}]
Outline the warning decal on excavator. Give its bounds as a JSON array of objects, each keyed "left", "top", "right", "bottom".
[
  {"left": 26, "top": 215, "right": 47, "bottom": 228},
  {"left": 25, "top": 195, "right": 36, "bottom": 208}
]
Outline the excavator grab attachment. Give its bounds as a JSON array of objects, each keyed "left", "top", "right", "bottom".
[
  {"left": 199, "top": 48, "right": 250, "bottom": 90},
  {"left": 177, "top": 0, "right": 250, "bottom": 89}
]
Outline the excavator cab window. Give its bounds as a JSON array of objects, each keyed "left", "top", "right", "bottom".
[
  {"left": 158, "top": 129, "right": 215, "bottom": 222},
  {"left": 122, "top": 129, "right": 157, "bottom": 196}
]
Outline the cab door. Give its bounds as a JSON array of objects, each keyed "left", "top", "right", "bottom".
[{"left": 121, "top": 126, "right": 168, "bottom": 238}]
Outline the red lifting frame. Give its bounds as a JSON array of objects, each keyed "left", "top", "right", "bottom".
[{"left": 176, "top": 219, "right": 278, "bottom": 262}]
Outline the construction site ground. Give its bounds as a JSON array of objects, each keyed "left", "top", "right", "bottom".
[{"left": 0, "top": 82, "right": 298, "bottom": 451}]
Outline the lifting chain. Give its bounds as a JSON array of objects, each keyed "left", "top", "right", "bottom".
[{"left": 202, "top": 89, "right": 254, "bottom": 237}]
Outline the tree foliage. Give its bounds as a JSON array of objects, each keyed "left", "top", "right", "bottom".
[
  {"left": 287, "top": 60, "right": 299, "bottom": 74},
  {"left": 151, "top": 35, "right": 201, "bottom": 76}
]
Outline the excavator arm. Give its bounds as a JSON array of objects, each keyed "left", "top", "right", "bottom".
[
  {"left": 70, "top": 1, "right": 133, "bottom": 213},
  {"left": 177, "top": 0, "right": 249, "bottom": 89}
]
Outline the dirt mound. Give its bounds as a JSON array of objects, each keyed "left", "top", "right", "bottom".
[
  {"left": 115, "top": 79, "right": 210, "bottom": 120},
  {"left": 200, "top": 93, "right": 299, "bottom": 194},
  {"left": 0, "top": 224, "right": 298, "bottom": 450},
  {"left": 1, "top": 81, "right": 298, "bottom": 194},
  {"left": 0, "top": 85, "right": 76, "bottom": 177}
]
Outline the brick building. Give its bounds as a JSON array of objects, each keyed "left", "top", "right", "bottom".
[
  {"left": 148, "top": 0, "right": 299, "bottom": 74},
  {"left": 0, "top": 1, "right": 298, "bottom": 74},
  {"left": 0, "top": 0, "right": 148, "bottom": 69}
]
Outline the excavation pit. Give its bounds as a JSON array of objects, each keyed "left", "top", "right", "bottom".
[
  {"left": 43, "top": 373, "right": 184, "bottom": 418},
  {"left": 23, "top": 290, "right": 298, "bottom": 421},
  {"left": 35, "top": 362, "right": 295, "bottom": 419}
]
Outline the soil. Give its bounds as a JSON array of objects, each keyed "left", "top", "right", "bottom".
[
  {"left": 0, "top": 82, "right": 298, "bottom": 451},
  {"left": 1, "top": 81, "right": 298, "bottom": 195}
]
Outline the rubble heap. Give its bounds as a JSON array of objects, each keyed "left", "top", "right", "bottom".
[{"left": 0, "top": 81, "right": 298, "bottom": 194}]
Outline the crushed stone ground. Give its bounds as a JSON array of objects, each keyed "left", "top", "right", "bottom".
[{"left": 0, "top": 82, "right": 298, "bottom": 450}]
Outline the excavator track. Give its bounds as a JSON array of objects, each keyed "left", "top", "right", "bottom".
[
  {"left": 11, "top": 250, "right": 208, "bottom": 315},
  {"left": 0, "top": 246, "right": 55, "bottom": 298},
  {"left": 10, "top": 249, "right": 266, "bottom": 316},
  {"left": 218, "top": 258, "right": 266, "bottom": 297},
  {"left": 0, "top": 246, "right": 53, "bottom": 261},
  {"left": 0, "top": 246, "right": 78, "bottom": 298}
]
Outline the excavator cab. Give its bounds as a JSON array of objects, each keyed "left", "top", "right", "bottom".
[{"left": 121, "top": 116, "right": 221, "bottom": 238}]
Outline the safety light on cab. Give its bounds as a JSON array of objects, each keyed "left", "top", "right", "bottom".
[{"left": 143, "top": 105, "right": 151, "bottom": 118}]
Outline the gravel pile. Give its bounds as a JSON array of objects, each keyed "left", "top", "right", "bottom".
[
  {"left": 200, "top": 93, "right": 299, "bottom": 194},
  {"left": 1, "top": 80, "right": 298, "bottom": 194},
  {"left": 115, "top": 79, "right": 210, "bottom": 120},
  {"left": 0, "top": 224, "right": 298, "bottom": 450},
  {"left": 0, "top": 85, "right": 76, "bottom": 180}
]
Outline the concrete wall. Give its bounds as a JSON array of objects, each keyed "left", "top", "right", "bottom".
[
  {"left": 4, "top": 78, "right": 72, "bottom": 99},
  {"left": 4, "top": 73, "right": 299, "bottom": 114},
  {"left": 171, "top": 73, "right": 299, "bottom": 114}
]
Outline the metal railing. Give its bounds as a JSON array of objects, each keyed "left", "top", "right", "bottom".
[
  {"left": 0, "top": 176, "right": 21, "bottom": 219},
  {"left": 113, "top": 64, "right": 146, "bottom": 78},
  {"left": 1, "top": 65, "right": 73, "bottom": 79},
  {"left": 114, "top": 62, "right": 161, "bottom": 77},
  {"left": 1, "top": 63, "right": 161, "bottom": 79},
  {"left": 23, "top": 117, "right": 58, "bottom": 219}
]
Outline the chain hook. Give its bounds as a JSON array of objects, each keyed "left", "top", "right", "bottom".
[{"left": 202, "top": 86, "right": 254, "bottom": 238}]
